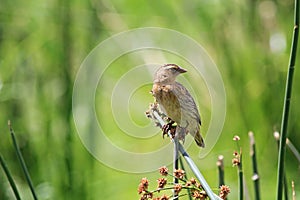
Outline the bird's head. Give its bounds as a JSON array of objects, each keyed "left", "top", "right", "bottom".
[{"left": 154, "top": 64, "right": 187, "bottom": 84}]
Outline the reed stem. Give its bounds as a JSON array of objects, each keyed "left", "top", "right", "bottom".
[
  {"left": 286, "top": 139, "right": 300, "bottom": 164},
  {"left": 238, "top": 150, "right": 243, "bottom": 200},
  {"left": 249, "top": 132, "right": 260, "bottom": 200},
  {"left": 152, "top": 110, "right": 222, "bottom": 200},
  {"left": 8, "top": 121, "right": 38, "bottom": 200},
  {"left": 179, "top": 157, "right": 192, "bottom": 200},
  {"left": 217, "top": 155, "right": 225, "bottom": 187},
  {"left": 173, "top": 138, "right": 179, "bottom": 199},
  {"left": 276, "top": 0, "right": 299, "bottom": 199},
  {"left": 0, "top": 154, "right": 21, "bottom": 200}
]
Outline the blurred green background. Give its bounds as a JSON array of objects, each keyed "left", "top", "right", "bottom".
[{"left": 1, "top": 0, "right": 300, "bottom": 199}]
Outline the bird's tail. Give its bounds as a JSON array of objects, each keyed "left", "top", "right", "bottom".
[{"left": 194, "top": 131, "right": 205, "bottom": 148}]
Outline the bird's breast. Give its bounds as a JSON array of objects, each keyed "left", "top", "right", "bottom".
[{"left": 151, "top": 84, "right": 182, "bottom": 123}]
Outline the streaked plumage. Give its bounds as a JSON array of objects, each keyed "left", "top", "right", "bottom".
[{"left": 151, "top": 64, "right": 205, "bottom": 147}]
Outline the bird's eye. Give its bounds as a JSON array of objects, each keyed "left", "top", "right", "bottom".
[{"left": 171, "top": 68, "right": 177, "bottom": 72}]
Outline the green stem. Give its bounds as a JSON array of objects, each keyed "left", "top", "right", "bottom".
[
  {"left": 277, "top": 0, "right": 299, "bottom": 199},
  {"left": 179, "top": 157, "right": 192, "bottom": 200},
  {"left": 217, "top": 155, "right": 225, "bottom": 187},
  {"left": 152, "top": 111, "right": 221, "bottom": 200},
  {"left": 249, "top": 132, "right": 260, "bottom": 200},
  {"left": 8, "top": 121, "right": 38, "bottom": 200},
  {"left": 238, "top": 151, "right": 243, "bottom": 200},
  {"left": 292, "top": 181, "right": 296, "bottom": 200},
  {"left": 151, "top": 185, "right": 198, "bottom": 193},
  {"left": 274, "top": 132, "right": 289, "bottom": 200},
  {"left": 0, "top": 154, "right": 21, "bottom": 200},
  {"left": 284, "top": 176, "right": 289, "bottom": 200},
  {"left": 173, "top": 138, "right": 179, "bottom": 200},
  {"left": 286, "top": 139, "right": 300, "bottom": 164},
  {"left": 178, "top": 145, "right": 222, "bottom": 200}
]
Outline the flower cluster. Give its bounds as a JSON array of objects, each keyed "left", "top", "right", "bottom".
[
  {"left": 145, "top": 102, "right": 168, "bottom": 129},
  {"left": 232, "top": 135, "right": 242, "bottom": 167},
  {"left": 157, "top": 178, "right": 167, "bottom": 189},
  {"left": 137, "top": 166, "right": 230, "bottom": 200},
  {"left": 233, "top": 135, "right": 240, "bottom": 141},
  {"left": 219, "top": 185, "right": 230, "bottom": 199},
  {"left": 138, "top": 178, "right": 149, "bottom": 194},
  {"left": 192, "top": 190, "right": 207, "bottom": 200},
  {"left": 173, "top": 169, "right": 185, "bottom": 179},
  {"left": 159, "top": 166, "right": 169, "bottom": 176},
  {"left": 232, "top": 151, "right": 241, "bottom": 166}
]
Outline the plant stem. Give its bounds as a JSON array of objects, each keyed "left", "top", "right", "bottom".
[
  {"left": 249, "top": 131, "right": 260, "bottom": 200},
  {"left": 8, "top": 121, "right": 38, "bottom": 200},
  {"left": 274, "top": 132, "right": 289, "bottom": 200},
  {"left": 217, "top": 155, "right": 225, "bottom": 187},
  {"left": 0, "top": 154, "right": 21, "bottom": 200},
  {"left": 238, "top": 150, "right": 243, "bottom": 200},
  {"left": 284, "top": 176, "right": 289, "bottom": 200},
  {"left": 173, "top": 138, "right": 179, "bottom": 200},
  {"left": 179, "top": 157, "right": 192, "bottom": 200},
  {"left": 178, "top": 144, "right": 222, "bottom": 200},
  {"left": 277, "top": 0, "right": 299, "bottom": 199},
  {"left": 286, "top": 139, "right": 300, "bottom": 164},
  {"left": 292, "top": 181, "right": 296, "bottom": 200},
  {"left": 152, "top": 111, "right": 221, "bottom": 200}
]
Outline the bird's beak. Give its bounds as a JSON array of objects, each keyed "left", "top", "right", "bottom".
[{"left": 177, "top": 67, "right": 187, "bottom": 74}]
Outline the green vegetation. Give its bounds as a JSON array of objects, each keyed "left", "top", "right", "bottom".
[{"left": 0, "top": 1, "right": 299, "bottom": 199}]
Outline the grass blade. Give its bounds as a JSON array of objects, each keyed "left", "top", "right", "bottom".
[
  {"left": 238, "top": 151, "right": 243, "bottom": 200},
  {"left": 276, "top": 0, "right": 299, "bottom": 199},
  {"left": 0, "top": 154, "right": 21, "bottom": 200},
  {"left": 286, "top": 139, "right": 300, "bottom": 164},
  {"left": 8, "top": 121, "right": 38, "bottom": 200},
  {"left": 249, "top": 131, "right": 260, "bottom": 200},
  {"left": 274, "top": 132, "right": 289, "bottom": 200},
  {"left": 217, "top": 155, "right": 225, "bottom": 187}
]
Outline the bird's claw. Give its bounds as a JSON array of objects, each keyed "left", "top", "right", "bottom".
[{"left": 162, "top": 120, "right": 176, "bottom": 138}]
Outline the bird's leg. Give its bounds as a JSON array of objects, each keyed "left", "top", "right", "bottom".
[
  {"left": 176, "top": 122, "right": 189, "bottom": 143},
  {"left": 184, "top": 121, "right": 189, "bottom": 135},
  {"left": 162, "top": 119, "right": 176, "bottom": 138},
  {"left": 176, "top": 126, "right": 186, "bottom": 143}
]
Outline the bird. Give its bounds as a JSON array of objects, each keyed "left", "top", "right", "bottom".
[{"left": 151, "top": 64, "right": 205, "bottom": 148}]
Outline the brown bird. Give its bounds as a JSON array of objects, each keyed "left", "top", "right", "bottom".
[{"left": 151, "top": 64, "right": 205, "bottom": 147}]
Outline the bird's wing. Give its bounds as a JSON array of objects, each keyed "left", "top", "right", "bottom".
[{"left": 172, "top": 82, "right": 201, "bottom": 125}]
